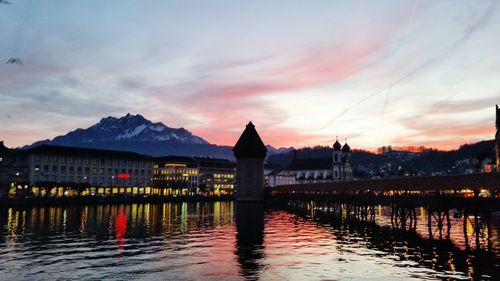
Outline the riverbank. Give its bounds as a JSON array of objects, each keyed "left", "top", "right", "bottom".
[{"left": 0, "top": 194, "right": 234, "bottom": 207}]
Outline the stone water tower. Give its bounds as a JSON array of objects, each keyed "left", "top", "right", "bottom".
[{"left": 233, "top": 122, "right": 267, "bottom": 201}]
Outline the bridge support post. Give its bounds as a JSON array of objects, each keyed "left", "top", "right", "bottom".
[
  {"left": 427, "top": 209, "right": 451, "bottom": 240},
  {"left": 463, "top": 210, "right": 492, "bottom": 251},
  {"left": 391, "top": 204, "right": 417, "bottom": 231}
]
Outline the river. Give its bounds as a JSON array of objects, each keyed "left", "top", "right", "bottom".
[{"left": 0, "top": 202, "right": 497, "bottom": 280}]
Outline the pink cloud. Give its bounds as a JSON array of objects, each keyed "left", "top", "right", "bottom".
[
  {"left": 159, "top": 31, "right": 403, "bottom": 147},
  {"left": 0, "top": 130, "right": 47, "bottom": 148}
]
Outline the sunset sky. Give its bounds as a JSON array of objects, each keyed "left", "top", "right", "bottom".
[{"left": 1, "top": 1, "right": 499, "bottom": 150}]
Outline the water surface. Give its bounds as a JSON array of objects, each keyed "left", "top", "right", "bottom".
[{"left": 0, "top": 202, "right": 497, "bottom": 280}]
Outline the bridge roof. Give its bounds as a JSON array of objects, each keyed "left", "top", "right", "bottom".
[{"left": 270, "top": 173, "right": 500, "bottom": 192}]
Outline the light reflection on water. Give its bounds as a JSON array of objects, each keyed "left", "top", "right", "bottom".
[{"left": 0, "top": 202, "right": 497, "bottom": 280}]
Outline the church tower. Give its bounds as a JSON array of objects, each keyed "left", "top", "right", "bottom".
[
  {"left": 332, "top": 138, "right": 342, "bottom": 181},
  {"left": 496, "top": 105, "right": 500, "bottom": 172},
  {"left": 341, "top": 141, "right": 353, "bottom": 181}
]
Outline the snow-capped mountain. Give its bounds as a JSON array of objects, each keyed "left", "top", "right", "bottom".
[
  {"left": 25, "top": 114, "right": 235, "bottom": 158},
  {"left": 25, "top": 114, "right": 294, "bottom": 160},
  {"left": 52, "top": 113, "right": 208, "bottom": 145},
  {"left": 266, "top": 145, "right": 294, "bottom": 155}
]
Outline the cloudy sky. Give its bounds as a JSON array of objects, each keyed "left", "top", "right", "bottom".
[{"left": 1, "top": 0, "right": 499, "bottom": 150}]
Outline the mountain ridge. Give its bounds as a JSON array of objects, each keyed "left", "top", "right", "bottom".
[{"left": 23, "top": 114, "right": 291, "bottom": 159}]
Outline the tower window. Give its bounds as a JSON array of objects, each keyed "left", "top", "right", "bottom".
[{"left": 334, "top": 154, "right": 338, "bottom": 162}]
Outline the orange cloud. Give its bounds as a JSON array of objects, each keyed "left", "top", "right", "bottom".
[{"left": 393, "top": 116, "right": 495, "bottom": 150}]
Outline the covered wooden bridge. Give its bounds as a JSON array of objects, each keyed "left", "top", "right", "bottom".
[{"left": 268, "top": 173, "right": 500, "bottom": 241}]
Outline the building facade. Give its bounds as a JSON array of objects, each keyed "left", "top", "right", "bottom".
[
  {"left": 154, "top": 156, "right": 199, "bottom": 195},
  {"left": 285, "top": 139, "right": 353, "bottom": 185},
  {"left": 2, "top": 143, "right": 236, "bottom": 198},
  {"left": 153, "top": 156, "right": 236, "bottom": 196},
  {"left": 266, "top": 170, "right": 297, "bottom": 187},
  {"left": 7, "top": 145, "right": 154, "bottom": 197},
  {"left": 196, "top": 157, "right": 236, "bottom": 195}
]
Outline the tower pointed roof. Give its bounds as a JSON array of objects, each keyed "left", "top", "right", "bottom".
[
  {"left": 233, "top": 122, "right": 267, "bottom": 158},
  {"left": 342, "top": 142, "right": 351, "bottom": 153},
  {"left": 333, "top": 137, "right": 342, "bottom": 151}
]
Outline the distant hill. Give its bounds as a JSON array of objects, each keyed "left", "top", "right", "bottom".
[
  {"left": 267, "top": 140, "right": 496, "bottom": 176},
  {"left": 23, "top": 114, "right": 290, "bottom": 159}
]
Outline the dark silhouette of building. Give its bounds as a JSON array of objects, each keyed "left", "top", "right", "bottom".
[
  {"left": 0, "top": 141, "right": 27, "bottom": 198},
  {"left": 233, "top": 122, "right": 267, "bottom": 201},
  {"left": 496, "top": 105, "right": 500, "bottom": 172}
]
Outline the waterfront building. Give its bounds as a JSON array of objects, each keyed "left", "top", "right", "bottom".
[
  {"left": 264, "top": 161, "right": 295, "bottom": 187},
  {"left": 496, "top": 104, "right": 500, "bottom": 172},
  {"left": 153, "top": 156, "right": 236, "bottom": 196},
  {"left": 0, "top": 141, "right": 28, "bottom": 198},
  {"left": 153, "top": 156, "right": 199, "bottom": 196},
  {"left": 287, "top": 157, "right": 333, "bottom": 184},
  {"left": 9, "top": 145, "right": 154, "bottom": 197},
  {"left": 195, "top": 157, "right": 236, "bottom": 195},
  {"left": 0, "top": 141, "right": 14, "bottom": 197},
  {"left": 285, "top": 139, "right": 353, "bottom": 184},
  {"left": 266, "top": 170, "right": 297, "bottom": 187}
]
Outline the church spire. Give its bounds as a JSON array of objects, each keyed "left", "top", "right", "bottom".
[{"left": 333, "top": 136, "right": 341, "bottom": 151}]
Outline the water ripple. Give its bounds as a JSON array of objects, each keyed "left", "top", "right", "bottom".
[{"left": 0, "top": 203, "right": 497, "bottom": 280}]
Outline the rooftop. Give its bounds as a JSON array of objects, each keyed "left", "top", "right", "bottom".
[
  {"left": 233, "top": 122, "right": 267, "bottom": 158},
  {"left": 25, "top": 145, "right": 152, "bottom": 160},
  {"left": 154, "top": 155, "right": 235, "bottom": 169},
  {"left": 287, "top": 157, "right": 332, "bottom": 171}
]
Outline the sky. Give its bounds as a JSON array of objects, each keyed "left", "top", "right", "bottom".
[{"left": 1, "top": 0, "right": 499, "bottom": 151}]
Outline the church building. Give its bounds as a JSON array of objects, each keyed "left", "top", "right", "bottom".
[{"left": 286, "top": 138, "right": 353, "bottom": 184}]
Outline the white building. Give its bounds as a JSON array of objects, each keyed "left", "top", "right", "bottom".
[{"left": 266, "top": 170, "right": 297, "bottom": 187}]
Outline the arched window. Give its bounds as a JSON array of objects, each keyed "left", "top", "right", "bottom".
[{"left": 334, "top": 171, "right": 338, "bottom": 178}]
